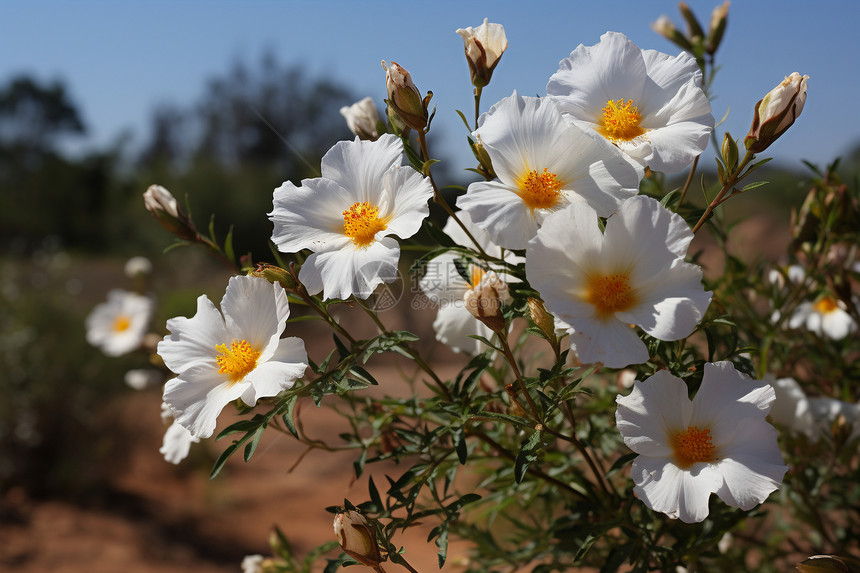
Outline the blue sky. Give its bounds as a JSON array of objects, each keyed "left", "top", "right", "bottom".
[{"left": 3, "top": 0, "right": 858, "bottom": 173}]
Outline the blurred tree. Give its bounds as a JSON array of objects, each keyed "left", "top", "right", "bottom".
[{"left": 136, "top": 51, "right": 356, "bottom": 259}]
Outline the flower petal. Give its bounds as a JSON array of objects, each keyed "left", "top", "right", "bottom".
[
  {"left": 240, "top": 337, "right": 308, "bottom": 406},
  {"left": 569, "top": 317, "right": 647, "bottom": 368},
  {"left": 299, "top": 237, "right": 401, "bottom": 300},
  {"left": 632, "top": 456, "right": 723, "bottom": 523},
  {"left": 320, "top": 134, "right": 402, "bottom": 196},
  {"left": 220, "top": 275, "right": 290, "bottom": 361},
  {"left": 616, "top": 371, "right": 693, "bottom": 456},
  {"left": 158, "top": 294, "right": 227, "bottom": 374},
  {"left": 163, "top": 364, "right": 246, "bottom": 438}
]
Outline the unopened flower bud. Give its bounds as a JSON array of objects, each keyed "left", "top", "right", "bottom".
[
  {"left": 527, "top": 298, "right": 556, "bottom": 342},
  {"left": 333, "top": 510, "right": 383, "bottom": 568},
  {"left": 249, "top": 263, "right": 297, "bottom": 292},
  {"left": 745, "top": 72, "right": 809, "bottom": 153},
  {"left": 143, "top": 184, "right": 196, "bottom": 240},
  {"left": 464, "top": 270, "right": 510, "bottom": 333},
  {"left": 124, "top": 256, "right": 152, "bottom": 278},
  {"left": 455, "top": 18, "right": 508, "bottom": 88},
  {"left": 797, "top": 555, "right": 858, "bottom": 573},
  {"left": 721, "top": 132, "right": 738, "bottom": 173},
  {"left": 651, "top": 15, "right": 693, "bottom": 51},
  {"left": 340, "top": 97, "right": 381, "bottom": 141},
  {"left": 383, "top": 61, "right": 428, "bottom": 132},
  {"left": 706, "top": 1, "right": 730, "bottom": 55}
]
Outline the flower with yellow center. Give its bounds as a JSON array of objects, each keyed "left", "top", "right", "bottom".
[
  {"left": 616, "top": 363, "right": 787, "bottom": 523},
  {"left": 159, "top": 275, "right": 308, "bottom": 439},
  {"left": 789, "top": 294, "right": 856, "bottom": 340},
  {"left": 547, "top": 31, "right": 714, "bottom": 174},
  {"left": 86, "top": 289, "right": 154, "bottom": 357},
  {"left": 418, "top": 212, "right": 520, "bottom": 355},
  {"left": 270, "top": 134, "right": 433, "bottom": 300},
  {"left": 457, "top": 91, "right": 641, "bottom": 250},
  {"left": 527, "top": 195, "right": 711, "bottom": 368}
]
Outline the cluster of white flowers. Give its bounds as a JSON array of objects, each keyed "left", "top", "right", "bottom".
[{"left": 87, "top": 20, "right": 813, "bottom": 532}]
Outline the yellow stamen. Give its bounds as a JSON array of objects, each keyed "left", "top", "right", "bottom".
[
  {"left": 343, "top": 202, "right": 388, "bottom": 248},
  {"left": 586, "top": 273, "right": 636, "bottom": 318},
  {"left": 215, "top": 339, "right": 261, "bottom": 383},
  {"left": 813, "top": 296, "right": 839, "bottom": 314},
  {"left": 518, "top": 168, "right": 563, "bottom": 210},
  {"left": 672, "top": 425, "right": 717, "bottom": 468},
  {"left": 469, "top": 265, "right": 486, "bottom": 289},
  {"left": 112, "top": 315, "right": 131, "bottom": 332},
  {"left": 599, "top": 99, "right": 646, "bottom": 142}
]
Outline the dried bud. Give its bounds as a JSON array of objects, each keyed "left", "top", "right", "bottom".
[
  {"left": 745, "top": 72, "right": 809, "bottom": 153},
  {"left": 455, "top": 18, "right": 508, "bottom": 88},
  {"left": 333, "top": 511, "right": 383, "bottom": 568},
  {"left": 143, "top": 184, "right": 196, "bottom": 240},
  {"left": 651, "top": 15, "right": 693, "bottom": 51},
  {"left": 464, "top": 270, "right": 510, "bottom": 333},
  {"left": 339, "top": 97, "right": 381, "bottom": 141},
  {"left": 383, "top": 61, "right": 428, "bottom": 131},
  {"left": 706, "top": 1, "right": 730, "bottom": 55}
]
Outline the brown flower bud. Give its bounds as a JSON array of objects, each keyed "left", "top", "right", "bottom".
[
  {"left": 455, "top": 18, "right": 508, "bottom": 88},
  {"left": 333, "top": 511, "right": 384, "bottom": 568},
  {"left": 143, "top": 184, "right": 196, "bottom": 240},
  {"left": 464, "top": 270, "right": 510, "bottom": 333},
  {"left": 745, "top": 72, "right": 809, "bottom": 153},
  {"left": 383, "top": 61, "right": 428, "bottom": 132}
]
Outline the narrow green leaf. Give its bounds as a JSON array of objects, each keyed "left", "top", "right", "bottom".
[
  {"left": 224, "top": 224, "right": 235, "bottom": 265},
  {"left": 281, "top": 394, "right": 299, "bottom": 439},
  {"left": 210, "top": 442, "right": 239, "bottom": 479},
  {"left": 244, "top": 425, "right": 266, "bottom": 462}
]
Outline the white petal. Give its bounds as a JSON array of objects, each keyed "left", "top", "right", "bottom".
[
  {"left": 568, "top": 317, "right": 648, "bottom": 368},
  {"left": 240, "top": 337, "right": 307, "bottom": 406},
  {"left": 163, "top": 364, "right": 246, "bottom": 439},
  {"left": 632, "top": 456, "right": 723, "bottom": 523},
  {"left": 418, "top": 253, "right": 470, "bottom": 305},
  {"left": 320, "top": 134, "right": 402, "bottom": 197},
  {"left": 547, "top": 31, "right": 647, "bottom": 122},
  {"left": 432, "top": 301, "right": 493, "bottom": 355},
  {"left": 821, "top": 307, "right": 855, "bottom": 339},
  {"left": 160, "top": 420, "right": 200, "bottom": 465},
  {"left": 381, "top": 165, "right": 433, "bottom": 240},
  {"left": 714, "top": 419, "right": 786, "bottom": 511},
  {"left": 692, "top": 362, "right": 776, "bottom": 443},
  {"left": 269, "top": 179, "right": 354, "bottom": 254},
  {"left": 456, "top": 180, "right": 538, "bottom": 250},
  {"left": 299, "top": 237, "right": 401, "bottom": 300},
  {"left": 618, "top": 261, "right": 711, "bottom": 341},
  {"left": 158, "top": 294, "right": 227, "bottom": 374},
  {"left": 639, "top": 49, "right": 703, "bottom": 106},
  {"left": 615, "top": 372, "right": 692, "bottom": 457},
  {"left": 220, "top": 276, "right": 290, "bottom": 361}
]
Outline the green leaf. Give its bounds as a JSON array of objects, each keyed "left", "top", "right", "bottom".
[
  {"left": 362, "top": 330, "right": 420, "bottom": 362},
  {"left": 210, "top": 442, "right": 239, "bottom": 479},
  {"left": 281, "top": 394, "right": 299, "bottom": 439},
  {"left": 514, "top": 430, "right": 542, "bottom": 484},
  {"left": 223, "top": 224, "right": 235, "bottom": 265},
  {"left": 574, "top": 533, "right": 599, "bottom": 562},
  {"left": 742, "top": 180, "right": 770, "bottom": 191},
  {"left": 452, "top": 426, "right": 467, "bottom": 465},
  {"left": 243, "top": 424, "right": 266, "bottom": 462},
  {"left": 605, "top": 452, "right": 637, "bottom": 477}
]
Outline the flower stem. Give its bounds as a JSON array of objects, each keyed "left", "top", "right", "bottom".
[
  {"left": 677, "top": 154, "right": 700, "bottom": 208},
  {"left": 690, "top": 150, "right": 756, "bottom": 234}
]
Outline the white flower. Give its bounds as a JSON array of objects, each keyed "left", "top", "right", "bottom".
[
  {"left": 269, "top": 134, "right": 433, "bottom": 300},
  {"left": 527, "top": 195, "right": 711, "bottom": 368},
  {"left": 241, "top": 554, "right": 266, "bottom": 573},
  {"left": 746, "top": 72, "right": 809, "bottom": 153},
  {"left": 615, "top": 362, "right": 787, "bottom": 523},
  {"left": 86, "top": 289, "right": 154, "bottom": 357},
  {"left": 124, "top": 368, "right": 161, "bottom": 390},
  {"left": 788, "top": 295, "right": 856, "bottom": 339},
  {"left": 808, "top": 397, "right": 860, "bottom": 444},
  {"left": 159, "top": 403, "right": 200, "bottom": 464},
  {"left": 547, "top": 31, "right": 714, "bottom": 173},
  {"left": 159, "top": 275, "right": 308, "bottom": 438},
  {"left": 456, "top": 92, "right": 641, "bottom": 250},
  {"left": 767, "top": 264, "right": 804, "bottom": 289},
  {"left": 340, "top": 97, "right": 381, "bottom": 141},
  {"left": 124, "top": 256, "right": 152, "bottom": 278},
  {"left": 419, "top": 213, "right": 519, "bottom": 354},
  {"left": 765, "top": 374, "right": 816, "bottom": 438},
  {"left": 456, "top": 18, "right": 508, "bottom": 87}
]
